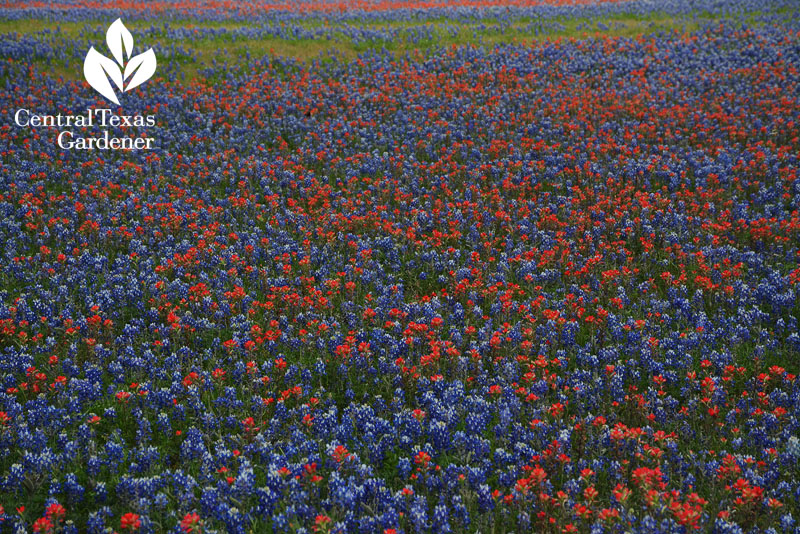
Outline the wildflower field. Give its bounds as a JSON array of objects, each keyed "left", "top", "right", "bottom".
[{"left": 0, "top": 0, "right": 799, "bottom": 532}]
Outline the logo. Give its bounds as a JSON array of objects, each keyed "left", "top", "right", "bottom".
[
  {"left": 83, "top": 19, "right": 157, "bottom": 105},
  {"left": 12, "top": 18, "right": 159, "bottom": 149}
]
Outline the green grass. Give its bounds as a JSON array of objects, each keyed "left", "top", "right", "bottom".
[{"left": 0, "top": 8, "right": 793, "bottom": 81}]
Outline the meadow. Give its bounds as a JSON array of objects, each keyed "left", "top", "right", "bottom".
[{"left": 0, "top": 0, "right": 799, "bottom": 532}]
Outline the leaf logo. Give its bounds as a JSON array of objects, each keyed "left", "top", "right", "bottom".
[{"left": 83, "top": 19, "right": 156, "bottom": 105}]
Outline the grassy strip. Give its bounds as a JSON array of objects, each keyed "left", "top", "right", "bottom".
[
  {"left": 0, "top": 12, "right": 702, "bottom": 38},
  {"left": 0, "top": 9, "right": 791, "bottom": 80}
]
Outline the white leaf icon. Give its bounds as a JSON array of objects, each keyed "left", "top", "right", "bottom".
[
  {"left": 106, "top": 18, "right": 133, "bottom": 67},
  {"left": 83, "top": 46, "right": 123, "bottom": 105},
  {"left": 83, "top": 19, "right": 156, "bottom": 105},
  {"left": 124, "top": 49, "right": 157, "bottom": 92}
]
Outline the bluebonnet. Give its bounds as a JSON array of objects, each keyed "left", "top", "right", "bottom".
[{"left": 0, "top": 2, "right": 798, "bottom": 533}]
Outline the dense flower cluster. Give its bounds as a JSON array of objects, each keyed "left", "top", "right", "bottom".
[
  {"left": 2, "top": 0, "right": 799, "bottom": 23},
  {"left": 0, "top": 0, "right": 799, "bottom": 533},
  {"left": 0, "top": 0, "right": 718, "bottom": 18}
]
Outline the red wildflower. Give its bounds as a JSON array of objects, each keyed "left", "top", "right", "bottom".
[
  {"left": 120, "top": 513, "right": 141, "bottom": 531},
  {"left": 181, "top": 512, "right": 202, "bottom": 533}
]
